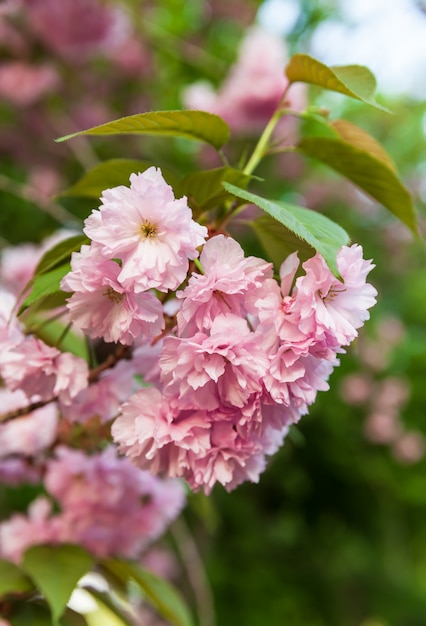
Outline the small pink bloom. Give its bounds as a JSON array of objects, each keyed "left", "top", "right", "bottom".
[
  {"left": 62, "top": 245, "right": 164, "bottom": 344},
  {"left": 0, "top": 497, "right": 56, "bottom": 563},
  {"left": 44, "top": 446, "right": 186, "bottom": 557},
  {"left": 0, "top": 335, "right": 88, "bottom": 404},
  {"left": 23, "top": 0, "right": 127, "bottom": 61},
  {"left": 183, "top": 27, "right": 305, "bottom": 134},
  {"left": 0, "top": 61, "right": 59, "bottom": 106},
  {"left": 161, "top": 313, "right": 269, "bottom": 412},
  {"left": 177, "top": 235, "right": 272, "bottom": 333},
  {"left": 83, "top": 168, "right": 207, "bottom": 292}
]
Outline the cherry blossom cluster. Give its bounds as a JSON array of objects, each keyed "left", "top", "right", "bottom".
[
  {"left": 93, "top": 171, "right": 377, "bottom": 493},
  {"left": 0, "top": 167, "right": 377, "bottom": 498},
  {"left": 0, "top": 446, "right": 186, "bottom": 563}
]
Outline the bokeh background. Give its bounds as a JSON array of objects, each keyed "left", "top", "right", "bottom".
[{"left": 1, "top": 1, "right": 426, "bottom": 625}]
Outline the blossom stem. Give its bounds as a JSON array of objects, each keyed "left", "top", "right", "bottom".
[
  {"left": 0, "top": 344, "right": 132, "bottom": 424},
  {"left": 242, "top": 83, "right": 293, "bottom": 176}
]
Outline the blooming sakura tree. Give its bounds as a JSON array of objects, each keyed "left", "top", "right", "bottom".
[{"left": 0, "top": 15, "right": 418, "bottom": 626}]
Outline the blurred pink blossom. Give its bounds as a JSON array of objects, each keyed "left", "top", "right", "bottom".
[
  {"left": 392, "top": 432, "right": 425, "bottom": 464},
  {"left": 0, "top": 388, "right": 57, "bottom": 457},
  {"left": 183, "top": 27, "right": 306, "bottom": 134},
  {"left": 23, "top": 0, "right": 129, "bottom": 62},
  {"left": 339, "top": 373, "right": 374, "bottom": 405},
  {"left": 0, "top": 61, "right": 59, "bottom": 106},
  {"left": 364, "top": 411, "right": 402, "bottom": 444}
]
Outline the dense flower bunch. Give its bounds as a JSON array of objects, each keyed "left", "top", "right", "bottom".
[
  {"left": 111, "top": 232, "right": 377, "bottom": 493},
  {"left": 0, "top": 167, "right": 377, "bottom": 497}
]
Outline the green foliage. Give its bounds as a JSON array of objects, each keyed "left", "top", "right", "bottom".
[
  {"left": 178, "top": 167, "right": 251, "bottom": 212},
  {"left": 60, "top": 160, "right": 181, "bottom": 200},
  {"left": 18, "top": 264, "right": 70, "bottom": 315},
  {"left": 250, "top": 214, "right": 316, "bottom": 269},
  {"left": 55, "top": 111, "right": 230, "bottom": 151},
  {"left": 297, "top": 135, "right": 418, "bottom": 233},
  {"left": 0, "top": 558, "right": 33, "bottom": 596},
  {"left": 101, "top": 559, "right": 195, "bottom": 626},
  {"left": 35, "top": 235, "right": 90, "bottom": 275},
  {"left": 21, "top": 544, "right": 93, "bottom": 624},
  {"left": 286, "top": 54, "right": 390, "bottom": 111},
  {"left": 224, "top": 182, "right": 350, "bottom": 276}
]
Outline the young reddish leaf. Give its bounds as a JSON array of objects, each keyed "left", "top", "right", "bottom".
[{"left": 298, "top": 136, "right": 418, "bottom": 233}]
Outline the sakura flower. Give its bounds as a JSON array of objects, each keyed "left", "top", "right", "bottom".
[
  {"left": 0, "top": 334, "right": 88, "bottom": 405},
  {"left": 160, "top": 313, "right": 269, "bottom": 412},
  {"left": 183, "top": 27, "right": 305, "bottom": 134},
  {"left": 294, "top": 245, "right": 378, "bottom": 346},
  {"left": 112, "top": 387, "right": 289, "bottom": 494},
  {"left": 62, "top": 245, "right": 164, "bottom": 344},
  {"left": 177, "top": 235, "right": 273, "bottom": 334},
  {"left": 23, "top": 0, "right": 128, "bottom": 62},
  {"left": 0, "top": 497, "right": 57, "bottom": 563},
  {"left": 83, "top": 168, "right": 207, "bottom": 292},
  {"left": 44, "top": 446, "right": 186, "bottom": 557},
  {"left": 0, "top": 61, "right": 59, "bottom": 106}
]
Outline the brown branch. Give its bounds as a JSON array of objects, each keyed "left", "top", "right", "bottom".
[{"left": 0, "top": 344, "right": 133, "bottom": 424}]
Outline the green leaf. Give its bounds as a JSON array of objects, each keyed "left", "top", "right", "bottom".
[
  {"left": 297, "top": 136, "right": 418, "bottom": 233},
  {"left": 331, "top": 119, "right": 397, "bottom": 171},
  {"left": 55, "top": 111, "right": 230, "bottom": 150},
  {"left": 102, "top": 559, "right": 194, "bottom": 626},
  {"left": 19, "top": 263, "right": 71, "bottom": 314},
  {"left": 285, "top": 54, "right": 390, "bottom": 112},
  {"left": 223, "top": 182, "right": 350, "bottom": 277},
  {"left": 35, "top": 235, "right": 89, "bottom": 275},
  {"left": 251, "top": 214, "right": 315, "bottom": 269},
  {"left": 178, "top": 167, "right": 252, "bottom": 211},
  {"left": 33, "top": 318, "right": 88, "bottom": 360},
  {"left": 60, "top": 160, "right": 181, "bottom": 200},
  {"left": 0, "top": 559, "right": 33, "bottom": 597},
  {"left": 22, "top": 544, "right": 93, "bottom": 624},
  {"left": 9, "top": 600, "right": 54, "bottom": 626}
]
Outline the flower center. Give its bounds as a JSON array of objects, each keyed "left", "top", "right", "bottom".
[
  {"left": 322, "top": 285, "right": 346, "bottom": 303},
  {"left": 103, "top": 286, "right": 124, "bottom": 304},
  {"left": 138, "top": 219, "right": 158, "bottom": 239}
]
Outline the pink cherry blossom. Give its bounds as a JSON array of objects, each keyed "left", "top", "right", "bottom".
[
  {"left": 0, "top": 61, "right": 59, "bottom": 106},
  {"left": 0, "top": 334, "right": 88, "bottom": 404},
  {"left": 83, "top": 168, "right": 207, "bottom": 292},
  {"left": 183, "top": 27, "right": 306, "bottom": 134},
  {"left": 0, "top": 497, "right": 56, "bottom": 563},
  {"left": 160, "top": 313, "right": 269, "bottom": 412},
  {"left": 44, "top": 446, "right": 186, "bottom": 558},
  {"left": 112, "top": 387, "right": 290, "bottom": 494},
  {"left": 62, "top": 244, "right": 164, "bottom": 344},
  {"left": 177, "top": 234, "right": 272, "bottom": 334},
  {"left": 294, "top": 245, "right": 377, "bottom": 347},
  {"left": 23, "top": 0, "right": 128, "bottom": 62}
]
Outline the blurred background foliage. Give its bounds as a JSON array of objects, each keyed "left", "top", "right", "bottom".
[{"left": 1, "top": 0, "right": 426, "bottom": 625}]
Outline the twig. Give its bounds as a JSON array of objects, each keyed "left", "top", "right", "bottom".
[{"left": 0, "top": 344, "right": 132, "bottom": 424}]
